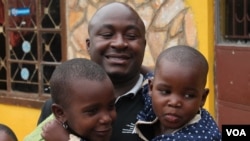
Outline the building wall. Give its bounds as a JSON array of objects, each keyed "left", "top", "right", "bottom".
[
  {"left": 185, "top": 0, "right": 215, "bottom": 116},
  {"left": 0, "top": 0, "right": 215, "bottom": 140},
  {"left": 0, "top": 104, "right": 40, "bottom": 141}
]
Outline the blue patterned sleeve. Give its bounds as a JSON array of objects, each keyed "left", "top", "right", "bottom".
[{"left": 137, "top": 72, "right": 156, "bottom": 121}]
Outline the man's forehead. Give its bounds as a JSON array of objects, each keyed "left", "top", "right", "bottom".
[
  {"left": 98, "top": 2, "right": 131, "bottom": 13},
  {"left": 88, "top": 2, "right": 145, "bottom": 34},
  {"left": 92, "top": 4, "right": 136, "bottom": 21}
]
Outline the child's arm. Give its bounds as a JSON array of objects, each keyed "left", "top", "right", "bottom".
[{"left": 41, "top": 118, "right": 69, "bottom": 141}]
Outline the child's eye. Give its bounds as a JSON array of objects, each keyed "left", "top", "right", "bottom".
[
  {"left": 108, "top": 103, "right": 115, "bottom": 111},
  {"left": 160, "top": 89, "right": 171, "bottom": 95},
  {"left": 184, "top": 93, "right": 195, "bottom": 99},
  {"left": 85, "top": 108, "right": 98, "bottom": 116}
]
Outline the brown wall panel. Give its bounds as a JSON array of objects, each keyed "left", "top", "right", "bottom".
[{"left": 215, "top": 46, "right": 250, "bottom": 129}]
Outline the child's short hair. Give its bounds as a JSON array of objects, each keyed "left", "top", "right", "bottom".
[
  {"left": 50, "top": 58, "right": 108, "bottom": 107},
  {"left": 0, "top": 123, "right": 18, "bottom": 141},
  {"left": 156, "top": 45, "right": 209, "bottom": 86}
]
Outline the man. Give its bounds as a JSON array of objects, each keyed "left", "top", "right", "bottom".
[{"left": 37, "top": 2, "right": 153, "bottom": 141}]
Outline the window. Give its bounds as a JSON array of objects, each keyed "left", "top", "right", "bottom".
[
  {"left": 216, "top": 0, "right": 250, "bottom": 44},
  {"left": 0, "top": 0, "right": 66, "bottom": 108},
  {"left": 225, "top": 0, "right": 250, "bottom": 40}
]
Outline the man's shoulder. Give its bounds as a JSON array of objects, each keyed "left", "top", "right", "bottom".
[{"left": 143, "top": 72, "right": 154, "bottom": 80}]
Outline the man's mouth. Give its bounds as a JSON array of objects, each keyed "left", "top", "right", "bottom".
[{"left": 105, "top": 54, "right": 131, "bottom": 64}]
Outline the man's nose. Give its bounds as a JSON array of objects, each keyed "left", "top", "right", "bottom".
[{"left": 110, "top": 34, "right": 128, "bottom": 49}]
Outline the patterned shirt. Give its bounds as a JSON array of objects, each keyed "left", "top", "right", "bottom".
[
  {"left": 110, "top": 73, "right": 154, "bottom": 141},
  {"left": 135, "top": 83, "right": 222, "bottom": 141}
]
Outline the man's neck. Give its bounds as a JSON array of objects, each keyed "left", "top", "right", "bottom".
[{"left": 112, "top": 74, "right": 140, "bottom": 97}]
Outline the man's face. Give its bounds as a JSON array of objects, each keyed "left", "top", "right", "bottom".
[{"left": 86, "top": 3, "right": 146, "bottom": 80}]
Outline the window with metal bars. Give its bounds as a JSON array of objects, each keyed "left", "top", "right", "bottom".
[
  {"left": 216, "top": 0, "right": 250, "bottom": 44},
  {"left": 225, "top": 0, "right": 250, "bottom": 40},
  {"left": 0, "top": 0, "right": 66, "bottom": 108}
]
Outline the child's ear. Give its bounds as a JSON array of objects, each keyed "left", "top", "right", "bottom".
[
  {"left": 200, "top": 88, "right": 209, "bottom": 107},
  {"left": 51, "top": 103, "right": 66, "bottom": 123},
  {"left": 148, "top": 78, "right": 154, "bottom": 97}
]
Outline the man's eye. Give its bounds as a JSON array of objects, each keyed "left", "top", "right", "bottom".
[
  {"left": 101, "top": 33, "right": 113, "bottom": 38},
  {"left": 125, "top": 34, "right": 137, "bottom": 40}
]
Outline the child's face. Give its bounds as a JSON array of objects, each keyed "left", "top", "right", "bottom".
[
  {"left": 150, "top": 60, "right": 208, "bottom": 131},
  {"left": 0, "top": 131, "right": 15, "bottom": 141},
  {"left": 86, "top": 3, "right": 146, "bottom": 79},
  {"left": 64, "top": 78, "right": 116, "bottom": 141}
]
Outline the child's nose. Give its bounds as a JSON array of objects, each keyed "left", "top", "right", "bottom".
[
  {"left": 99, "top": 112, "right": 114, "bottom": 124},
  {"left": 167, "top": 95, "right": 182, "bottom": 108}
]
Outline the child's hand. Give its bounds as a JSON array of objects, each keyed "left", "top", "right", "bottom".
[{"left": 41, "top": 118, "right": 69, "bottom": 141}]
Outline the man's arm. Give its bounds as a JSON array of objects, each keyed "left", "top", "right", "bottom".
[
  {"left": 24, "top": 114, "right": 55, "bottom": 141},
  {"left": 37, "top": 98, "right": 53, "bottom": 125}
]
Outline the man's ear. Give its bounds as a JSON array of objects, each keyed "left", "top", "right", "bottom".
[
  {"left": 86, "top": 38, "right": 90, "bottom": 53},
  {"left": 200, "top": 88, "right": 209, "bottom": 107},
  {"left": 51, "top": 103, "right": 66, "bottom": 123},
  {"left": 143, "top": 38, "right": 146, "bottom": 47}
]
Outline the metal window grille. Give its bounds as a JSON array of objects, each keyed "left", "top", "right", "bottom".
[
  {"left": 0, "top": 0, "right": 66, "bottom": 98},
  {"left": 225, "top": 0, "right": 250, "bottom": 39}
]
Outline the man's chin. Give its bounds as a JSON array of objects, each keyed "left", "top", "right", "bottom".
[{"left": 107, "top": 71, "right": 126, "bottom": 79}]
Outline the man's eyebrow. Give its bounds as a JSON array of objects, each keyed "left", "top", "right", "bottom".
[
  {"left": 100, "top": 24, "right": 114, "bottom": 29},
  {"left": 101, "top": 23, "right": 140, "bottom": 29},
  {"left": 92, "top": 24, "right": 113, "bottom": 33},
  {"left": 126, "top": 25, "right": 140, "bottom": 31}
]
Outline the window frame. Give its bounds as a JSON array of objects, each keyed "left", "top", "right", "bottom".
[
  {"left": 0, "top": 0, "right": 67, "bottom": 108},
  {"left": 215, "top": 0, "right": 250, "bottom": 45}
]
